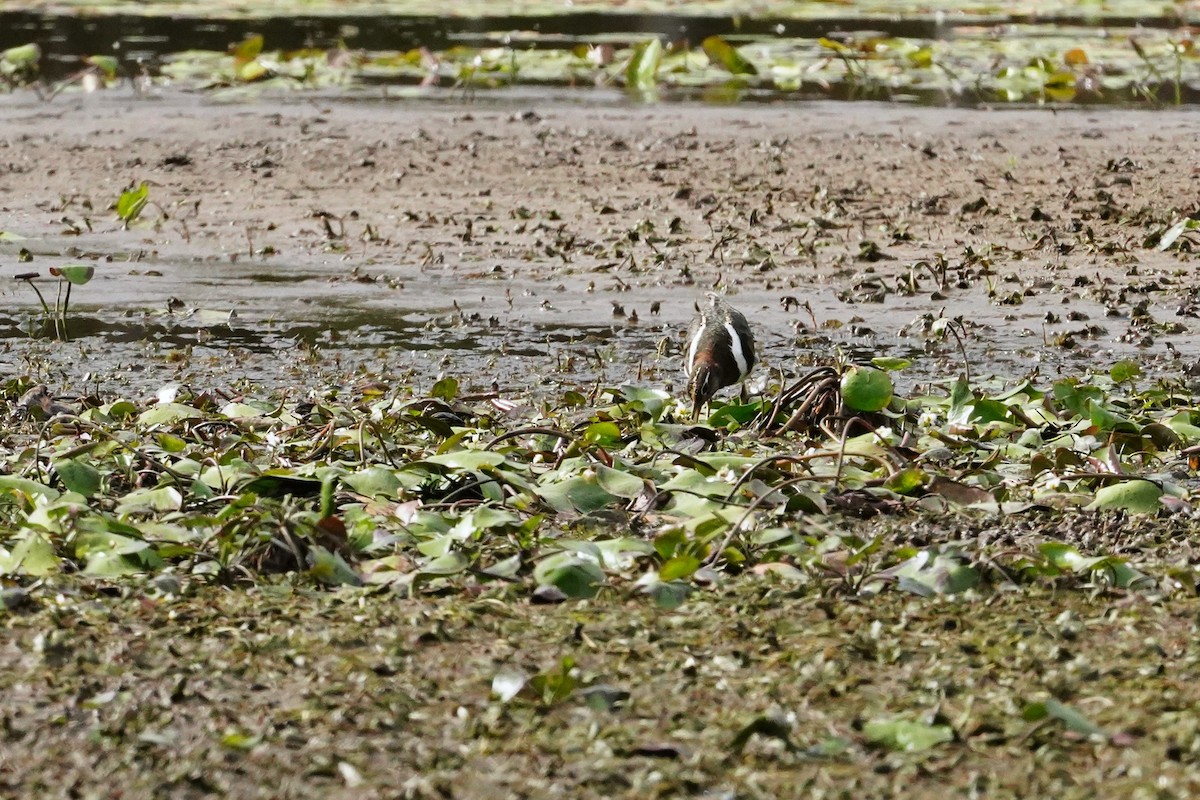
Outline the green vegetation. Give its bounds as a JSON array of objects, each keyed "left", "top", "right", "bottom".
[
  {"left": 3, "top": 17, "right": 1199, "bottom": 104},
  {"left": 1, "top": 360, "right": 1191, "bottom": 595}
]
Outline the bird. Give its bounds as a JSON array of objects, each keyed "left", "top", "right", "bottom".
[{"left": 684, "top": 292, "right": 756, "bottom": 419}]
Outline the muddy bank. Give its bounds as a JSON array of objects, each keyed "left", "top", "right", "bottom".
[{"left": 1, "top": 90, "right": 1199, "bottom": 400}]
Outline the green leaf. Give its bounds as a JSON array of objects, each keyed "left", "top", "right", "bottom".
[
  {"left": 536, "top": 475, "right": 618, "bottom": 514},
  {"left": 582, "top": 421, "right": 622, "bottom": 447},
  {"left": 49, "top": 264, "right": 94, "bottom": 285},
  {"left": 138, "top": 402, "right": 203, "bottom": 427},
  {"left": 625, "top": 38, "right": 663, "bottom": 89},
  {"left": 701, "top": 35, "right": 758, "bottom": 75},
  {"left": 307, "top": 545, "right": 362, "bottom": 586},
  {"left": 659, "top": 554, "right": 701, "bottom": 581},
  {"left": 707, "top": 399, "right": 762, "bottom": 428},
  {"left": 648, "top": 580, "right": 691, "bottom": 610},
  {"left": 1, "top": 43, "right": 40, "bottom": 67},
  {"left": 343, "top": 466, "right": 404, "bottom": 499},
  {"left": 1158, "top": 217, "right": 1200, "bottom": 251},
  {"left": 841, "top": 366, "right": 893, "bottom": 412},
  {"left": 529, "top": 656, "right": 577, "bottom": 706},
  {"left": 875, "top": 546, "right": 980, "bottom": 596},
  {"left": 423, "top": 450, "right": 506, "bottom": 470},
  {"left": 1052, "top": 379, "right": 1102, "bottom": 420},
  {"left": 1109, "top": 360, "right": 1141, "bottom": 384},
  {"left": 53, "top": 458, "right": 101, "bottom": 498},
  {"left": 116, "top": 182, "right": 150, "bottom": 224},
  {"left": 85, "top": 54, "right": 119, "bottom": 78},
  {"left": 1088, "top": 480, "right": 1162, "bottom": 514},
  {"left": 871, "top": 357, "right": 912, "bottom": 371},
  {"left": 863, "top": 719, "right": 953, "bottom": 752},
  {"left": 231, "top": 34, "right": 265, "bottom": 62},
  {"left": 593, "top": 464, "right": 643, "bottom": 499},
  {"left": 883, "top": 468, "right": 927, "bottom": 495},
  {"left": 1022, "top": 699, "right": 1105, "bottom": 738},
  {"left": 535, "top": 555, "right": 604, "bottom": 599},
  {"left": 0, "top": 476, "right": 60, "bottom": 504},
  {"left": 431, "top": 377, "right": 459, "bottom": 401},
  {"left": 0, "top": 533, "right": 60, "bottom": 576},
  {"left": 420, "top": 551, "right": 471, "bottom": 575},
  {"left": 1088, "top": 400, "right": 1138, "bottom": 433}
]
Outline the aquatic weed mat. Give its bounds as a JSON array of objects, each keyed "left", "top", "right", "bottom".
[{"left": 3, "top": 556, "right": 1200, "bottom": 798}]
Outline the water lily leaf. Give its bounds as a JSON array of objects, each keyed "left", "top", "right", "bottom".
[
  {"left": 535, "top": 555, "right": 604, "bottom": 599},
  {"left": 344, "top": 466, "right": 404, "bottom": 499},
  {"left": 1053, "top": 379, "right": 1102, "bottom": 420},
  {"left": 594, "top": 464, "right": 643, "bottom": 499},
  {"left": 481, "top": 554, "right": 522, "bottom": 580},
  {"left": 156, "top": 433, "right": 188, "bottom": 453},
  {"left": 615, "top": 384, "right": 671, "bottom": 420},
  {"left": 423, "top": 450, "right": 506, "bottom": 470},
  {"left": 53, "top": 458, "right": 100, "bottom": 498},
  {"left": 863, "top": 719, "right": 953, "bottom": 752},
  {"left": 647, "top": 579, "right": 691, "bottom": 610},
  {"left": 1088, "top": 400, "right": 1138, "bottom": 433},
  {"left": 701, "top": 36, "right": 758, "bottom": 76},
  {"left": 0, "top": 533, "right": 59, "bottom": 576},
  {"left": 48, "top": 264, "right": 94, "bottom": 285},
  {"left": 138, "top": 402, "right": 204, "bottom": 427},
  {"left": 876, "top": 547, "right": 979, "bottom": 596},
  {"left": 431, "top": 376, "right": 459, "bottom": 401},
  {"left": 708, "top": 400, "right": 761, "bottom": 427},
  {"left": 0, "top": 476, "right": 60, "bottom": 504},
  {"left": 537, "top": 475, "right": 618, "bottom": 515},
  {"left": 115, "top": 486, "right": 183, "bottom": 514},
  {"left": 1109, "top": 360, "right": 1141, "bottom": 383},
  {"left": 529, "top": 656, "right": 577, "bottom": 706},
  {"left": 1039, "top": 542, "right": 1153, "bottom": 589},
  {"left": 659, "top": 554, "right": 701, "bottom": 581},
  {"left": 77, "top": 531, "right": 158, "bottom": 577},
  {"left": 841, "top": 366, "right": 893, "bottom": 412},
  {"left": 307, "top": 545, "right": 362, "bottom": 586},
  {"left": 220, "top": 401, "right": 274, "bottom": 419},
  {"left": 420, "top": 551, "right": 470, "bottom": 576},
  {"left": 582, "top": 421, "right": 622, "bottom": 447},
  {"left": 1088, "top": 480, "right": 1162, "bottom": 513}
]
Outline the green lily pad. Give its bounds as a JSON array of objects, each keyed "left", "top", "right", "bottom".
[
  {"left": 841, "top": 366, "right": 893, "bottom": 412},
  {"left": 1088, "top": 480, "right": 1162, "bottom": 513},
  {"left": 863, "top": 719, "right": 954, "bottom": 752}
]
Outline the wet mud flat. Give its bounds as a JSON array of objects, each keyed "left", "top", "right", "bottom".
[{"left": 1, "top": 90, "right": 1199, "bottom": 402}]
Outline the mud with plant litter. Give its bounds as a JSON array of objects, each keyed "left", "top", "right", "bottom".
[{"left": 4, "top": 91, "right": 1200, "bottom": 799}]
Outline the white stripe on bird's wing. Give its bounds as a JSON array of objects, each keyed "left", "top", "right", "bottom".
[
  {"left": 686, "top": 318, "right": 706, "bottom": 377},
  {"left": 724, "top": 321, "right": 749, "bottom": 379}
]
